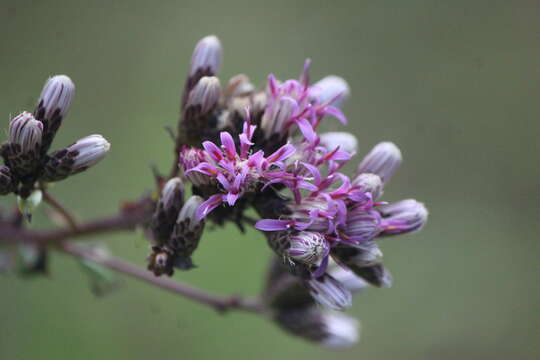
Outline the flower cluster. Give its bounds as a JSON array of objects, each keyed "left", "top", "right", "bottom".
[
  {"left": 155, "top": 35, "right": 428, "bottom": 348},
  {"left": 0, "top": 75, "right": 111, "bottom": 211}
]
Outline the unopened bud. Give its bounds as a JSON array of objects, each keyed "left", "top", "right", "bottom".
[
  {"left": 69, "top": 135, "right": 110, "bottom": 170},
  {"left": 352, "top": 263, "right": 393, "bottom": 288},
  {"left": 41, "top": 135, "right": 110, "bottom": 182},
  {"left": 311, "top": 75, "right": 350, "bottom": 108},
  {"left": 306, "top": 273, "right": 352, "bottom": 311},
  {"left": 168, "top": 196, "right": 206, "bottom": 270},
  {"left": 0, "top": 166, "right": 15, "bottom": 195},
  {"left": 332, "top": 241, "right": 383, "bottom": 268},
  {"left": 352, "top": 173, "right": 383, "bottom": 200},
  {"left": 357, "top": 142, "right": 402, "bottom": 184},
  {"left": 9, "top": 112, "right": 43, "bottom": 154},
  {"left": 319, "top": 132, "right": 357, "bottom": 154},
  {"left": 261, "top": 96, "right": 297, "bottom": 139},
  {"left": 150, "top": 177, "right": 185, "bottom": 242},
  {"left": 187, "top": 76, "right": 221, "bottom": 113},
  {"left": 178, "top": 147, "right": 214, "bottom": 186},
  {"left": 190, "top": 35, "right": 223, "bottom": 76},
  {"left": 345, "top": 208, "right": 382, "bottom": 243},
  {"left": 329, "top": 266, "right": 369, "bottom": 293},
  {"left": 274, "top": 307, "right": 359, "bottom": 348},
  {"left": 36, "top": 75, "right": 75, "bottom": 120},
  {"left": 379, "top": 199, "right": 428, "bottom": 235},
  {"left": 225, "top": 74, "right": 255, "bottom": 99},
  {"left": 287, "top": 231, "right": 328, "bottom": 265}
]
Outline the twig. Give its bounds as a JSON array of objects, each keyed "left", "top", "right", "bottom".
[
  {"left": 13, "top": 191, "right": 265, "bottom": 313},
  {"left": 59, "top": 241, "right": 265, "bottom": 314},
  {"left": 42, "top": 189, "right": 79, "bottom": 230}
]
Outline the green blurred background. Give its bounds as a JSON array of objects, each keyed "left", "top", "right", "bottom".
[{"left": 1, "top": 0, "right": 539, "bottom": 359}]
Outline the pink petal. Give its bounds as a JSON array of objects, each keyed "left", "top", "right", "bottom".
[
  {"left": 202, "top": 141, "right": 223, "bottom": 162},
  {"left": 255, "top": 219, "right": 290, "bottom": 231},
  {"left": 220, "top": 132, "right": 237, "bottom": 159},
  {"left": 196, "top": 194, "right": 224, "bottom": 220}
]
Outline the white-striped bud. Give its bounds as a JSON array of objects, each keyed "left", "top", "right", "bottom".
[
  {"left": 187, "top": 76, "right": 221, "bottom": 113},
  {"left": 352, "top": 173, "right": 384, "bottom": 200},
  {"left": 321, "top": 311, "right": 360, "bottom": 348},
  {"left": 345, "top": 208, "right": 382, "bottom": 243},
  {"left": 68, "top": 135, "right": 111, "bottom": 169},
  {"left": 9, "top": 112, "right": 43, "bottom": 154},
  {"left": 357, "top": 142, "right": 402, "bottom": 184},
  {"left": 177, "top": 195, "right": 204, "bottom": 231},
  {"left": 319, "top": 132, "right": 358, "bottom": 154},
  {"left": 37, "top": 75, "right": 75, "bottom": 119},
  {"left": 260, "top": 96, "right": 297, "bottom": 139},
  {"left": 190, "top": 35, "right": 223, "bottom": 76},
  {"left": 307, "top": 274, "right": 352, "bottom": 311},
  {"left": 287, "top": 231, "right": 328, "bottom": 265},
  {"left": 329, "top": 266, "right": 368, "bottom": 293},
  {"left": 311, "top": 75, "right": 350, "bottom": 108},
  {"left": 379, "top": 199, "right": 428, "bottom": 235}
]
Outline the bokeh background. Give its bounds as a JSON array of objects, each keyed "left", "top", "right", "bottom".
[{"left": 1, "top": 0, "right": 539, "bottom": 359}]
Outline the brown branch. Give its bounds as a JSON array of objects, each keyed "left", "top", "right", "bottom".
[
  {"left": 0, "top": 192, "right": 266, "bottom": 315},
  {"left": 59, "top": 241, "right": 265, "bottom": 314}
]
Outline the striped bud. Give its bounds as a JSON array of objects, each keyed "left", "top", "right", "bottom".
[
  {"left": 311, "top": 75, "right": 350, "bottom": 108},
  {"left": 260, "top": 96, "right": 297, "bottom": 140},
  {"left": 274, "top": 307, "right": 359, "bottom": 348},
  {"left": 9, "top": 112, "right": 43, "bottom": 154},
  {"left": 186, "top": 76, "right": 221, "bottom": 114},
  {"left": 352, "top": 173, "right": 383, "bottom": 200},
  {"left": 351, "top": 263, "right": 393, "bottom": 288},
  {"left": 306, "top": 273, "right": 352, "bottom": 311},
  {"left": 35, "top": 75, "right": 75, "bottom": 154},
  {"left": 179, "top": 147, "right": 215, "bottom": 186},
  {"left": 0, "top": 166, "right": 15, "bottom": 195},
  {"left": 328, "top": 266, "right": 369, "bottom": 293},
  {"left": 357, "top": 142, "right": 402, "bottom": 184},
  {"left": 332, "top": 241, "right": 383, "bottom": 269},
  {"left": 345, "top": 208, "right": 382, "bottom": 243},
  {"left": 41, "top": 135, "right": 110, "bottom": 182},
  {"left": 168, "top": 196, "right": 206, "bottom": 270},
  {"left": 190, "top": 35, "right": 223, "bottom": 76},
  {"left": 287, "top": 231, "right": 328, "bottom": 265},
  {"left": 36, "top": 75, "right": 75, "bottom": 120},
  {"left": 319, "top": 132, "right": 358, "bottom": 154},
  {"left": 379, "top": 199, "right": 428, "bottom": 235},
  {"left": 150, "top": 177, "right": 185, "bottom": 242}
]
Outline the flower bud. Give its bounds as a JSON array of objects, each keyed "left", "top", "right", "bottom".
[
  {"left": 36, "top": 75, "right": 75, "bottom": 120},
  {"left": 274, "top": 307, "right": 359, "bottom": 348},
  {"left": 260, "top": 96, "right": 297, "bottom": 139},
  {"left": 328, "top": 266, "right": 368, "bottom": 293},
  {"left": 41, "top": 135, "right": 110, "bottom": 182},
  {"left": 352, "top": 173, "right": 383, "bottom": 200},
  {"left": 351, "top": 263, "right": 393, "bottom": 288},
  {"left": 311, "top": 75, "right": 350, "bottom": 108},
  {"left": 178, "top": 147, "right": 214, "bottom": 186},
  {"left": 319, "top": 132, "right": 357, "bottom": 154},
  {"left": 287, "top": 231, "right": 328, "bottom": 265},
  {"left": 357, "top": 142, "right": 402, "bottom": 184},
  {"left": 332, "top": 241, "right": 383, "bottom": 268},
  {"left": 167, "top": 196, "right": 206, "bottom": 270},
  {"left": 9, "top": 112, "right": 43, "bottom": 154},
  {"left": 379, "top": 199, "right": 428, "bottom": 235},
  {"left": 0, "top": 166, "right": 15, "bottom": 195},
  {"left": 306, "top": 273, "right": 352, "bottom": 311},
  {"left": 70, "top": 135, "right": 110, "bottom": 169},
  {"left": 150, "top": 177, "right": 185, "bottom": 242},
  {"left": 186, "top": 76, "right": 221, "bottom": 113},
  {"left": 190, "top": 35, "right": 223, "bottom": 76},
  {"left": 224, "top": 74, "right": 255, "bottom": 100},
  {"left": 345, "top": 208, "right": 382, "bottom": 243}
]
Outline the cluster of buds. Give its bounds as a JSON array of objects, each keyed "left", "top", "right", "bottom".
[
  {"left": 147, "top": 177, "right": 205, "bottom": 276},
  {"left": 159, "top": 35, "right": 429, "bottom": 347},
  {"left": 0, "top": 75, "right": 111, "bottom": 207}
]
